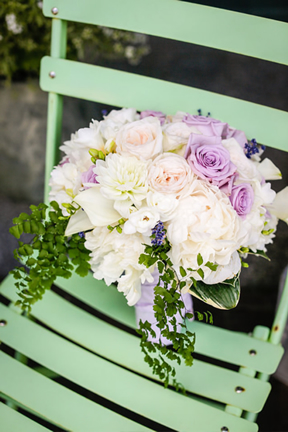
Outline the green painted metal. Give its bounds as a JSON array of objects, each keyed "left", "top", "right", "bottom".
[
  {"left": 0, "top": 402, "right": 50, "bottom": 432},
  {"left": 0, "top": 352, "right": 151, "bottom": 432},
  {"left": 270, "top": 270, "right": 288, "bottom": 344},
  {"left": 0, "top": 309, "right": 258, "bottom": 432},
  {"left": 0, "top": 274, "right": 283, "bottom": 375},
  {"left": 225, "top": 325, "right": 271, "bottom": 419},
  {"left": 0, "top": 296, "right": 271, "bottom": 412},
  {"left": 43, "top": 0, "right": 288, "bottom": 65},
  {"left": 44, "top": 18, "right": 67, "bottom": 204},
  {"left": 40, "top": 56, "right": 288, "bottom": 151}
]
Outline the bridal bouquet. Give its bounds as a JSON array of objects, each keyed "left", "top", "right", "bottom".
[{"left": 10, "top": 107, "right": 288, "bottom": 387}]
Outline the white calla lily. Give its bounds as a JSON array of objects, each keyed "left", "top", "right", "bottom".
[
  {"left": 258, "top": 158, "right": 282, "bottom": 180},
  {"left": 74, "top": 185, "right": 120, "bottom": 226},
  {"left": 65, "top": 208, "right": 95, "bottom": 237},
  {"left": 267, "top": 186, "right": 288, "bottom": 223}
]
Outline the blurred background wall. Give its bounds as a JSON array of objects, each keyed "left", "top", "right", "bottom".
[{"left": 1, "top": 1, "right": 288, "bottom": 430}]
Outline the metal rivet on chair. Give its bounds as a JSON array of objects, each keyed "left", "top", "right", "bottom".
[
  {"left": 221, "top": 427, "right": 229, "bottom": 432},
  {"left": 51, "top": 7, "right": 59, "bottom": 15},
  {"left": 49, "top": 71, "right": 56, "bottom": 79},
  {"left": 249, "top": 349, "right": 257, "bottom": 356},
  {"left": 0, "top": 319, "right": 7, "bottom": 326},
  {"left": 235, "top": 386, "right": 245, "bottom": 393}
]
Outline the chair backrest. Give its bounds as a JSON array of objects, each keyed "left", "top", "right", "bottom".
[
  {"left": 2, "top": 1, "right": 286, "bottom": 431},
  {"left": 40, "top": 0, "right": 288, "bottom": 202}
]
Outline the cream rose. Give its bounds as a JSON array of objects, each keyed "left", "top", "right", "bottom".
[
  {"left": 148, "top": 153, "right": 197, "bottom": 197},
  {"left": 115, "top": 117, "right": 163, "bottom": 159},
  {"left": 100, "top": 108, "right": 138, "bottom": 141},
  {"left": 222, "top": 138, "right": 260, "bottom": 181},
  {"left": 162, "top": 121, "right": 201, "bottom": 155}
]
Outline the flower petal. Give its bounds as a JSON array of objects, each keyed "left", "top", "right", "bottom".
[
  {"left": 74, "top": 185, "right": 120, "bottom": 226},
  {"left": 65, "top": 209, "right": 95, "bottom": 237},
  {"left": 258, "top": 158, "right": 282, "bottom": 180},
  {"left": 268, "top": 186, "right": 288, "bottom": 223}
]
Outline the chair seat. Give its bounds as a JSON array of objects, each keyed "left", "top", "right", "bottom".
[{"left": 0, "top": 273, "right": 283, "bottom": 431}]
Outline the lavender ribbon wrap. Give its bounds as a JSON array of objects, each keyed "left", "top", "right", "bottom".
[{"left": 135, "top": 270, "right": 194, "bottom": 345}]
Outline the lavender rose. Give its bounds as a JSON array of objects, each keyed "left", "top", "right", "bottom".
[
  {"left": 229, "top": 183, "right": 254, "bottom": 218},
  {"left": 81, "top": 165, "right": 98, "bottom": 189},
  {"left": 183, "top": 114, "right": 248, "bottom": 148},
  {"left": 140, "top": 110, "right": 166, "bottom": 126},
  {"left": 183, "top": 114, "right": 228, "bottom": 137},
  {"left": 184, "top": 134, "right": 236, "bottom": 192}
]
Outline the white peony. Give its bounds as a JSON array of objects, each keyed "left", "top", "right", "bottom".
[
  {"left": 162, "top": 121, "right": 201, "bottom": 155},
  {"left": 85, "top": 227, "right": 152, "bottom": 305},
  {"left": 167, "top": 182, "right": 242, "bottom": 269},
  {"left": 95, "top": 153, "right": 149, "bottom": 206},
  {"left": 116, "top": 116, "right": 163, "bottom": 160},
  {"left": 148, "top": 153, "right": 197, "bottom": 198}
]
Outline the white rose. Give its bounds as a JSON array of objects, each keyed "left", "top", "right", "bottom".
[
  {"left": 148, "top": 153, "right": 197, "bottom": 197},
  {"left": 60, "top": 120, "right": 104, "bottom": 170},
  {"left": 123, "top": 207, "right": 160, "bottom": 235},
  {"left": 146, "top": 191, "right": 179, "bottom": 222},
  {"left": 49, "top": 162, "right": 82, "bottom": 215},
  {"left": 95, "top": 153, "right": 148, "bottom": 206},
  {"left": 100, "top": 108, "right": 138, "bottom": 141},
  {"left": 222, "top": 138, "right": 260, "bottom": 181},
  {"left": 162, "top": 121, "right": 201, "bottom": 155},
  {"left": 116, "top": 117, "right": 163, "bottom": 160}
]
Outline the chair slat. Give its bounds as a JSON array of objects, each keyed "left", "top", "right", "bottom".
[
  {"left": 43, "top": 0, "right": 288, "bottom": 65},
  {"left": 40, "top": 57, "right": 288, "bottom": 151},
  {"left": 0, "top": 306, "right": 257, "bottom": 432},
  {"left": 0, "top": 294, "right": 271, "bottom": 412},
  {"left": 0, "top": 352, "right": 151, "bottom": 432},
  {"left": 0, "top": 402, "right": 50, "bottom": 432},
  {"left": 1, "top": 274, "right": 283, "bottom": 374}
]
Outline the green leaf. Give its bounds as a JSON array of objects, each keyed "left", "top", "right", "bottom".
[
  {"left": 189, "top": 274, "right": 241, "bottom": 310},
  {"left": 205, "top": 261, "right": 218, "bottom": 271},
  {"left": 247, "top": 249, "right": 270, "bottom": 261},
  {"left": 197, "top": 268, "right": 204, "bottom": 279},
  {"left": 197, "top": 253, "right": 203, "bottom": 266},
  {"left": 179, "top": 266, "right": 187, "bottom": 277}
]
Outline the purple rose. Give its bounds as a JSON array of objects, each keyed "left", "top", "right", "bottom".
[
  {"left": 183, "top": 114, "right": 229, "bottom": 137},
  {"left": 183, "top": 114, "right": 248, "bottom": 148},
  {"left": 81, "top": 165, "right": 98, "bottom": 189},
  {"left": 184, "top": 134, "right": 237, "bottom": 192},
  {"left": 140, "top": 110, "right": 166, "bottom": 126},
  {"left": 226, "top": 127, "right": 247, "bottom": 148},
  {"left": 229, "top": 183, "right": 254, "bottom": 218}
]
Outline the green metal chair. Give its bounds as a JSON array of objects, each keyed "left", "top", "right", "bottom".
[{"left": 1, "top": 1, "right": 288, "bottom": 431}]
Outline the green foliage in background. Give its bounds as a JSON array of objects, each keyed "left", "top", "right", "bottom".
[{"left": 0, "top": 0, "right": 150, "bottom": 81}]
